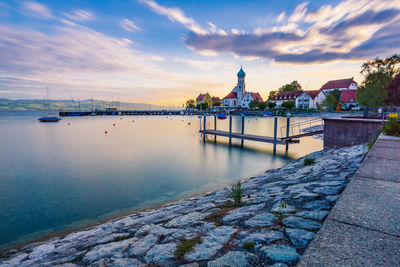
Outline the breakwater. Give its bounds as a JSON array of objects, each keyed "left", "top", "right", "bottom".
[{"left": 0, "top": 144, "right": 367, "bottom": 266}]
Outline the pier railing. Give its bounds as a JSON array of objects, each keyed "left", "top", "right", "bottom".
[{"left": 280, "top": 118, "right": 324, "bottom": 139}]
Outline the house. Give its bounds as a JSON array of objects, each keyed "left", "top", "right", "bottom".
[
  {"left": 296, "top": 90, "right": 319, "bottom": 109},
  {"left": 315, "top": 78, "right": 358, "bottom": 105},
  {"left": 340, "top": 89, "right": 358, "bottom": 109},
  {"left": 196, "top": 92, "right": 212, "bottom": 107},
  {"left": 242, "top": 92, "right": 264, "bottom": 108},
  {"left": 212, "top": 96, "right": 221, "bottom": 106},
  {"left": 222, "top": 67, "right": 264, "bottom": 108},
  {"left": 269, "top": 91, "right": 302, "bottom": 107}
]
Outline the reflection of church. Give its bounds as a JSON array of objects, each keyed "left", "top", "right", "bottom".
[{"left": 222, "top": 67, "right": 263, "bottom": 108}]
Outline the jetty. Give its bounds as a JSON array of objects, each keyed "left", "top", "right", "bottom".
[{"left": 199, "top": 115, "right": 324, "bottom": 153}]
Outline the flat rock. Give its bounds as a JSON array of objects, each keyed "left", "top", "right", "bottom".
[
  {"left": 260, "top": 245, "right": 300, "bottom": 263},
  {"left": 144, "top": 243, "right": 176, "bottom": 263},
  {"left": 83, "top": 238, "right": 135, "bottom": 263},
  {"left": 313, "top": 186, "right": 342, "bottom": 195},
  {"left": 303, "top": 200, "right": 330, "bottom": 210},
  {"left": 294, "top": 192, "right": 319, "bottom": 201},
  {"left": 207, "top": 251, "right": 258, "bottom": 267},
  {"left": 127, "top": 234, "right": 158, "bottom": 257},
  {"left": 295, "top": 210, "right": 329, "bottom": 221},
  {"left": 110, "top": 258, "right": 144, "bottom": 267},
  {"left": 286, "top": 228, "right": 315, "bottom": 247},
  {"left": 282, "top": 217, "right": 321, "bottom": 231},
  {"left": 244, "top": 213, "right": 275, "bottom": 227},
  {"left": 164, "top": 212, "right": 205, "bottom": 228},
  {"left": 184, "top": 226, "right": 237, "bottom": 261},
  {"left": 242, "top": 231, "right": 284, "bottom": 244},
  {"left": 222, "top": 204, "right": 265, "bottom": 224},
  {"left": 325, "top": 195, "right": 340, "bottom": 202},
  {"left": 271, "top": 202, "right": 295, "bottom": 214}
]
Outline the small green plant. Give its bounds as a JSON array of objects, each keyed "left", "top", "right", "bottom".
[
  {"left": 279, "top": 201, "right": 287, "bottom": 209},
  {"left": 273, "top": 211, "right": 287, "bottom": 220},
  {"left": 231, "top": 181, "right": 243, "bottom": 204},
  {"left": 382, "top": 118, "right": 400, "bottom": 137},
  {"left": 243, "top": 241, "right": 255, "bottom": 250},
  {"left": 174, "top": 235, "right": 202, "bottom": 259},
  {"left": 112, "top": 235, "right": 131, "bottom": 242},
  {"left": 304, "top": 157, "right": 315, "bottom": 166}
]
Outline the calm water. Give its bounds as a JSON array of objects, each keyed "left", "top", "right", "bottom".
[{"left": 0, "top": 111, "right": 322, "bottom": 249}]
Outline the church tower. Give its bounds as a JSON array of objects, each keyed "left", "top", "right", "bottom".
[{"left": 236, "top": 67, "right": 246, "bottom": 105}]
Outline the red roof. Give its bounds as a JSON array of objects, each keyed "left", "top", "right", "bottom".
[
  {"left": 304, "top": 90, "right": 320, "bottom": 99},
  {"left": 196, "top": 93, "right": 205, "bottom": 101},
  {"left": 212, "top": 96, "right": 220, "bottom": 101},
  {"left": 271, "top": 91, "right": 302, "bottom": 101},
  {"left": 320, "top": 78, "right": 356, "bottom": 90},
  {"left": 223, "top": 91, "right": 237, "bottom": 99},
  {"left": 250, "top": 92, "right": 263, "bottom": 102},
  {"left": 340, "top": 89, "right": 357, "bottom": 103}
]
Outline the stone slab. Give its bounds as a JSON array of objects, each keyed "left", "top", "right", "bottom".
[
  {"left": 373, "top": 139, "right": 400, "bottom": 149},
  {"left": 368, "top": 146, "right": 400, "bottom": 161},
  {"left": 355, "top": 156, "right": 400, "bottom": 183},
  {"left": 330, "top": 176, "right": 400, "bottom": 236},
  {"left": 378, "top": 134, "right": 400, "bottom": 142},
  {"left": 298, "top": 220, "right": 400, "bottom": 267}
]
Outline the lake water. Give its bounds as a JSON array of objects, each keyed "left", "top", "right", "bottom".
[{"left": 0, "top": 111, "right": 322, "bottom": 249}]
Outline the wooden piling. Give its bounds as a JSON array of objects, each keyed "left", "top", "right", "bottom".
[
  {"left": 241, "top": 115, "right": 245, "bottom": 147},
  {"left": 286, "top": 116, "right": 290, "bottom": 151},
  {"left": 229, "top": 115, "right": 232, "bottom": 146},
  {"left": 203, "top": 115, "right": 206, "bottom": 142},
  {"left": 273, "top": 116, "right": 277, "bottom": 153},
  {"left": 214, "top": 114, "right": 217, "bottom": 142}
]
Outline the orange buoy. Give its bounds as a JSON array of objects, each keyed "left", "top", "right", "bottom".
[
  {"left": 113, "top": 123, "right": 116, "bottom": 126},
  {"left": 105, "top": 130, "right": 108, "bottom": 134}
]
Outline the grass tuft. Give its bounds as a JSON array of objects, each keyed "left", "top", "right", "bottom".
[
  {"left": 174, "top": 235, "right": 202, "bottom": 260},
  {"left": 304, "top": 157, "right": 315, "bottom": 166},
  {"left": 243, "top": 241, "right": 255, "bottom": 250}
]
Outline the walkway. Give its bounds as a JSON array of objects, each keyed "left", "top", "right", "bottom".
[{"left": 298, "top": 134, "right": 400, "bottom": 266}]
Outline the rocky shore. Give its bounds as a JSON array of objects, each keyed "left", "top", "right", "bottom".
[{"left": 0, "top": 144, "right": 367, "bottom": 267}]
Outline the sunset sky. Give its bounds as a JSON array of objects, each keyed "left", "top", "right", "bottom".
[{"left": 0, "top": 0, "right": 399, "bottom": 105}]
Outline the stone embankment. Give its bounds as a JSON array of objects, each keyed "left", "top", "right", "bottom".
[{"left": 0, "top": 145, "right": 367, "bottom": 267}]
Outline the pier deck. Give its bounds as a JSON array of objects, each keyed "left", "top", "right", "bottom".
[{"left": 200, "top": 129, "right": 287, "bottom": 145}]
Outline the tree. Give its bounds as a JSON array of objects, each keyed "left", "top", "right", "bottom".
[
  {"left": 323, "top": 89, "right": 341, "bottom": 111},
  {"left": 200, "top": 102, "right": 208, "bottom": 110},
  {"left": 268, "top": 90, "right": 277, "bottom": 100},
  {"left": 281, "top": 101, "right": 295, "bottom": 109},
  {"left": 357, "top": 54, "right": 400, "bottom": 108},
  {"left": 249, "top": 100, "right": 260, "bottom": 109},
  {"left": 386, "top": 73, "right": 400, "bottom": 106},
  {"left": 186, "top": 99, "right": 195, "bottom": 108},
  {"left": 212, "top": 100, "right": 221, "bottom": 107},
  {"left": 279, "top": 80, "right": 302, "bottom": 92},
  {"left": 267, "top": 102, "right": 276, "bottom": 109},
  {"left": 257, "top": 102, "right": 267, "bottom": 110}
]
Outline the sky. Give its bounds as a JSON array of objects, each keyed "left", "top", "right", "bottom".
[{"left": 0, "top": 0, "right": 399, "bottom": 105}]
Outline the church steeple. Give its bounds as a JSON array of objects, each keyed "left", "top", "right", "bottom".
[
  {"left": 237, "top": 66, "right": 246, "bottom": 77},
  {"left": 236, "top": 67, "right": 246, "bottom": 105}
]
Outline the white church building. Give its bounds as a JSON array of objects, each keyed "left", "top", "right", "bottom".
[{"left": 222, "top": 67, "right": 263, "bottom": 109}]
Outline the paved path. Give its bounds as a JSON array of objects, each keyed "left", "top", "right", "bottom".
[{"left": 298, "top": 134, "right": 400, "bottom": 266}]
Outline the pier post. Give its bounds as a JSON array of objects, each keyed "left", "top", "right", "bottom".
[
  {"left": 214, "top": 114, "right": 217, "bottom": 142},
  {"left": 229, "top": 115, "right": 232, "bottom": 146},
  {"left": 203, "top": 115, "right": 206, "bottom": 142},
  {"left": 286, "top": 115, "right": 290, "bottom": 151},
  {"left": 273, "top": 116, "right": 277, "bottom": 154},
  {"left": 241, "top": 115, "right": 245, "bottom": 147}
]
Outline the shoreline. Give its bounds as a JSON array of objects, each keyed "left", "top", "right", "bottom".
[{"left": 0, "top": 144, "right": 367, "bottom": 266}]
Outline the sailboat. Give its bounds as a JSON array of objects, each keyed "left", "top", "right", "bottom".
[{"left": 38, "top": 87, "right": 61, "bottom": 122}]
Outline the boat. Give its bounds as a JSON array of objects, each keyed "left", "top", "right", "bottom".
[
  {"left": 217, "top": 113, "right": 227, "bottom": 120},
  {"left": 38, "top": 87, "right": 61, "bottom": 122},
  {"left": 263, "top": 112, "right": 273, "bottom": 117}
]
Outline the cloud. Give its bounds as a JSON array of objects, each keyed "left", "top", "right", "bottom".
[
  {"left": 184, "top": 0, "right": 400, "bottom": 64},
  {"left": 277, "top": 11, "right": 286, "bottom": 22},
  {"left": 63, "top": 9, "right": 94, "bottom": 22},
  {"left": 120, "top": 18, "right": 140, "bottom": 32},
  {"left": 21, "top": 1, "right": 53, "bottom": 19},
  {"left": 138, "top": 0, "right": 208, "bottom": 34}
]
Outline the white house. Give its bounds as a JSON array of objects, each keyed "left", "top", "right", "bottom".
[
  {"left": 315, "top": 78, "right": 358, "bottom": 106},
  {"left": 295, "top": 90, "right": 319, "bottom": 109},
  {"left": 242, "top": 92, "right": 264, "bottom": 108},
  {"left": 269, "top": 91, "right": 302, "bottom": 107}
]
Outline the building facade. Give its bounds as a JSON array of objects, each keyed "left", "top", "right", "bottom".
[{"left": 196, "top": 92, "right": 212, "bottom": 107}]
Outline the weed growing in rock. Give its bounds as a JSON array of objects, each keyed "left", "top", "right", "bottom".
[
  {"left": 304, "top": 157, "right": 315, "bottom": 166},
  {"left": 243, "top": 241, "right": 255, "bottom": 250},
  {"left": 231, "top": 181, "right": 243, "bottom": 204},
  {"left": 279, "top": 201, "right": 287, "bottom": 209},
  {"left": 273, "top": 211, "right": 287, "bottom": 220},
  {"left": 112, "top": 235, "right": 131, "bottom": 242},
  {"left": 174, "top": 235, "right": 202, "bottom": 260}
]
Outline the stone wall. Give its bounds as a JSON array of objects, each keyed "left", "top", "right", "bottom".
[{"left": 323, "top": 117, "right": 382, "bottom": 149}]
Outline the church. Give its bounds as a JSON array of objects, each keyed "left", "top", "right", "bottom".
[{"left": 222, "top": 67, "right": 263, "bottom": 109}]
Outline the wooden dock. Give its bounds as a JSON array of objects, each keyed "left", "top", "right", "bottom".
[{"left": 199, "top": 129, "right": 286, "bottom": 144}]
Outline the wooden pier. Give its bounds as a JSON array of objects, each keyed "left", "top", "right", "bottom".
[{"left": 199, "top": 129, "right": 286, "bottom": 145}]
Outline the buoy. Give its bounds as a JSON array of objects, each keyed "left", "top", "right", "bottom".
[
  {"left": 113, "top": 123, "right": 116, "bottom": 126},
  {"left": 105, "top": 131, "right": 108, "bottom": 134},
  {"left": 132, "top": 120, "right": 134, "bottom": 123},
  {"left": 188, "top": 122, "right": 191, "bottom": 125}
]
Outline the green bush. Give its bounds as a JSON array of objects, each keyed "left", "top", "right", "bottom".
[
  {"left": 231, "top": 181, "right": 243, "bottom": 204},
  {"left": 382, "top": 118, "right": 400, "bottom": 137},
  {"left": 243, "top": 241, "right": 255, "bottom": 250},
  {"left": 304, "top": 157, "right": 315, "bottom": 166}
]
